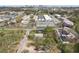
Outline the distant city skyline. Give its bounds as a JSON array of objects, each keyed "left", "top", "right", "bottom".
[{"left": 0, "top": 0, "right": 79, "bottom": 6}]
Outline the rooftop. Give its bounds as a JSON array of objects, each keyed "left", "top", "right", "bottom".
[{"left": 61, "top": 17, "right": 74, "bottom": 26}]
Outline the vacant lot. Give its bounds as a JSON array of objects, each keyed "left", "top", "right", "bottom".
[{"left": 0, "top": 29, "right": 25, "bottom": 53}]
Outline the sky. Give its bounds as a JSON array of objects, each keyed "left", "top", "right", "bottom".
[{"left": 0, "top": 0, "right": 79, "bottom": 6}]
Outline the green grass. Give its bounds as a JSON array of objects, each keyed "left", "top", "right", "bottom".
[{"left": 0, "top": 29, "right": 25, "bottom": 53}]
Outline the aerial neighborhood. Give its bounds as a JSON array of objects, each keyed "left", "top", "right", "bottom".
[{"left": 0, "top": 6, "right": 79, "bottom": 53}]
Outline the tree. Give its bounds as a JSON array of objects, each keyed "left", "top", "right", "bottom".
[
  {"left": 42, "top": 27, "right": 58, "bottom": 52},
  {"left": 43, "top": 27, "right": 55, "bottom": 38},
  {"left": 74, "top": 43, "right": 79, "bottom": 52},
  {"left": 58, "top": 44, "right": 74, "bottom": 53},
  {"left": 43, "top": 27, "right": 53, "bottom": 34},
  {"left": 75, "top": 23, "right": 79, "bottom": 34},
  {"left": 16, "top": 16, "right": 22, "bottom": 23}
]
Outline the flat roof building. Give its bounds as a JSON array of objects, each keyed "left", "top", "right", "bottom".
[
  {"left": 54, "top": 14, "right": 61, "bottom": 18},
  {"left": 34, "top": 33, "right": 43, "bottom": 38},
  {"left": 44, "top": 15, "right": 52, "bottom": 21},
  {"left": 36, "top": 15, "right": 56, "bottom": 30}
]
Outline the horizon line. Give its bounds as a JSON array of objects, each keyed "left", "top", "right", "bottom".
[{"left": 0, "top": 5, "right": 79, "bottom": 7}]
